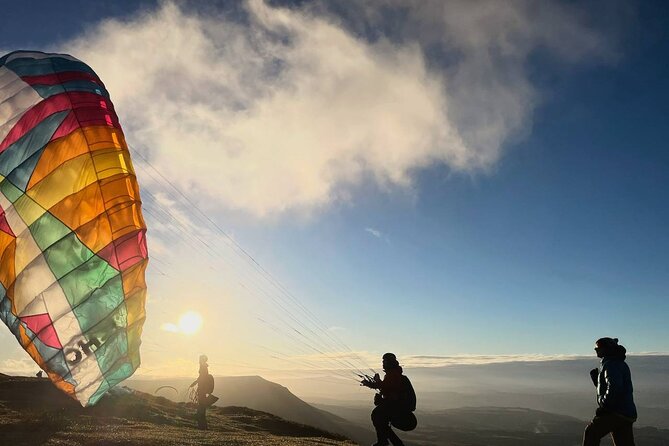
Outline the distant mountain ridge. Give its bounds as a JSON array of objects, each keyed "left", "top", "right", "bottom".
[{"left": 128, "top": 375, "right": 374, "bottom": 444}]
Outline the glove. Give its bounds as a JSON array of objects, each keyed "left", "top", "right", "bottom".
[{"left": 589, "top": 368, "right": 598, "bottom": 387}]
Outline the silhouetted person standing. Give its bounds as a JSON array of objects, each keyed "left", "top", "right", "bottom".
[
  {"left": 362, "top": 353, "right": 417, "bottom": 446},
  {"left": 189, "top": 354, "right": 214, "bottom": 430},
  {"left": 583, "top": 337, "right": 637, "bottom": 446}
]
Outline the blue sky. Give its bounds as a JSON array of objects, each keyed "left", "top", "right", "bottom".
[{"left": 1, "top": 1, "right": 668, "bottom": 380}]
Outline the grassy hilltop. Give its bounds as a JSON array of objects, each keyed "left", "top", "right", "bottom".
[{"left": 0, "top": 374, "right": 355, "bottom": 446}]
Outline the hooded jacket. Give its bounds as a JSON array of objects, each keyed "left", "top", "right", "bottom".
[{"left": 596, "top": 345, "right": 637, "bottom": 420}]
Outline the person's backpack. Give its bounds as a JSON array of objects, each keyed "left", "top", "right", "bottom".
[
  {"left": 402, "top": 375, "right": 416, "bottom": 412},
  {"left": 202, "top": 374, "right": 215, "bottom": 395}
]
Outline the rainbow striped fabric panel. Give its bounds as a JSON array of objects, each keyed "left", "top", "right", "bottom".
[{"left": 0, "top": 51, "right": 148, "bottom": 406}]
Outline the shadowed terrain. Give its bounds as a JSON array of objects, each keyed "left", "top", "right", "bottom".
[
  {"left": 128, "top": 375, "right": 375, "bottom": 444},
  {"left": 0, "top": 373, "right": 354, "bottom": 445}
]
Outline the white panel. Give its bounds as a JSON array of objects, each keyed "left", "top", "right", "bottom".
[
  {"left": 0, "top": 67, "right": 43, "bottom": 144},
  {"left": 4, "top": 52, "right": 80, "bottom": 64},
  {"left": 0, "top": 187, "right": 104, "bottom": 406}
]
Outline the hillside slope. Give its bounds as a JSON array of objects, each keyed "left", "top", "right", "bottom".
[
  {"left": 129, "top": 375, "right": 374, "bottom": 444},
  {"left": 0, "top": 374, "right": 355, "bottom": 446}
]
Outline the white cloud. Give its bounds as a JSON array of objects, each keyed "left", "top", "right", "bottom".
[
  {"left": 62, "top": 0, "right": 612, "bottom": 217},
  {"left": 364, "top": 227, "right": 382, "bottom": 238},
  {"left": 0, "top": 358, "right": 37, "bottom": 375}
]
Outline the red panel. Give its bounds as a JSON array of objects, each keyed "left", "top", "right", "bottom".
[
  {"left": 98, "top": 229, "right": 148, "bottom": 272},
  {"left": 50, "top": 111, "right": 79, "bottom": 141},
  {"left": 21, "top": 71, "right": 101, "bottom": 86},
  {"left": 0, "top": 92, "right": 121, "bottom": 152},
  {"left": 20, "top": 313, "right": 62, "bottom": 349},
  {"left": 0, "top": 205, "right": 13, "bottom": 237}
]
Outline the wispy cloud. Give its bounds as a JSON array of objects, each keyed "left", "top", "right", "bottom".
[
  {"left": 60, "top": 0, "right": 614, "bottom": 218},
  {"left": 0, "top": 358, "right": 38, "bottom": 375},
  {"left": 364, "top": 227, "right": 383, "bottom": 239}
]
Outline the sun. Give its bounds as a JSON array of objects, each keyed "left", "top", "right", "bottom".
[{"left": 177, "top": 311, "right": 203, "bottom": 335}]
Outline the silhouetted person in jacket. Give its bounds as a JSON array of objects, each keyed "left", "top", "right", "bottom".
[
  {"left": 189, "top": 354, "right": 212, "bottom": 430},
  {"left": 583, "top": 337, "right": 637, "bottom": 446},
  {"left": 362, "top": 353, "right": 417, "bottom": 446}
]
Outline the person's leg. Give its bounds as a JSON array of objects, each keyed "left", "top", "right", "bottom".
[
  {"left": 196, "top": 405, "right": 206, "bottom": 429},
  {"left": 583, "top": 415, "right": 614, "bottom": 446},
  {"left": 387, "top": 428, "right": 404, "bottom": 446},
  {"left": 611, "top": 420, "right": 635, "bottom": 446},
  {"left": 371, "top": 405, "right": 391, "bottom": 445}
]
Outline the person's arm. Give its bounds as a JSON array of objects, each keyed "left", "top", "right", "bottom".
[
  {"left": 361, "top": 373, "right": 381, "bottom": 389},
  {"left": 590, "top": 368, "right": 599, "bottom": 387},
  {"left": 598, "top": 364, "right": 622, "bottom": 408}
]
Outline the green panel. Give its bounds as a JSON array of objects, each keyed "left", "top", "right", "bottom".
[
  {"left": 95, "top": 327, "right": 129, "bottom": 374},
  {"left": 72, "top": 274, "right": 124, "bottom": 332},
  {"left": 87, "top": 359, "right": 133, "bottom": 406},
  {"left": 86, "top": 326, "right": 132, "bottom": 406},
  {"left": 29, "top": 212, "right": 71, "bottom": 251},
  {"left": 58, "top": 255, "right": 118, "bottom": 308},
  {"left": 85, "top": 380, "right": 109, "bottom": 407},
  {"left": 0, "top": 179, "right": 23, "bottom": 203},
  {"left": 43, "top": 232, "right": 94, "bottom": 279}
]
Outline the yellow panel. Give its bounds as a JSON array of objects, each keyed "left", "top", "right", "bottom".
[
  {"left": 49, "top": 182, "right": 105, "bottom": 232},
  {"left": 27, "top": 154, "right": 97, "bottom": 211},
  {"left": 92, "top": 149, "right": 135, "bottom": 180},
  {"left": 125, "top": 287, "right": 147, "bottom": 327},
  {"left": 27, "top": 129, "right": 90, "bottom": 190},
  {"left": 74, "top": 213, "right": 112, "bottom": 254},
  {"left": 13, "top": 195, "right": 47, "bottom": 226}
]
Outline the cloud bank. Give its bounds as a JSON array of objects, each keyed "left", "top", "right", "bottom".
[{"left": 63, "top": 0, "right": 612, "bottom": 217}]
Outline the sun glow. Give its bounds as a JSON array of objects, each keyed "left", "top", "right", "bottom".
[
  {"left": 178, "top": 311, "right": 203, "bottom": 334},
  {"left": 161, "top": 311, "right": 203, "bottom": 335}
]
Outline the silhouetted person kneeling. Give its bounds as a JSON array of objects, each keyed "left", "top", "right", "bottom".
[
  {"left": 583, "top": 337, "right": 637, "bottom": 446},
  {"left": 189, "top": 354, "right": 215, "bottom": 430},
  {"left": 362, "top": 353, "right": 417, "bottom": 446}
]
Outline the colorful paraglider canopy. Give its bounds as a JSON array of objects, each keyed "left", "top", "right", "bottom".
[{"left": 0, "top": 51, "right": 148, "bottom": 406}]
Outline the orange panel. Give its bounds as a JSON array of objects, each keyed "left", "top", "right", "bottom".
[
  {"left": 49, "top": 182, "right": 105, "bottom": 232},
  {"left": 100, "top": 174, "right": 140, "bottom": 209},
  {"left": 74, "top": 213, "right": 113, "bottom": 254},
  {"left": 121, "top": 259, "right": 148, "bottom": 296},
  {"left": 83, "top": 126, "right": 127, "bottom": 152},
  {"left": 0, "top": 231, "right": 14, "bottom": 262},
  {"left": 49, "top": 372, "right": 76, "bottom": 398},
  {"left": 0, "top": 241, "right": 16, "bottom": 289},
  {"left": 27, "top": 129, "right": 90, "bottom": 189},
  {"left": 108, "top": 203, "right": 145, "bottom": 239}
]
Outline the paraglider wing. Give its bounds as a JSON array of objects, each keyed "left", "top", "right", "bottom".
[
  {"left": 154, "top": 385, "right": 178, "bottom": 395},
  {"left": 0, "top": 51, "right": 148, "bottom": 406}
]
